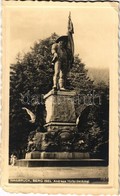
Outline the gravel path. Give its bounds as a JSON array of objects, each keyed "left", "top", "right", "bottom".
[{"left": 9, "top": 165, "right": 108, "bottom": 181}]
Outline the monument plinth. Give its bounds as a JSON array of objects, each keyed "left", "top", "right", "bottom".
[
  {"left": 42, "top": 89, "right": 78, "bottom": 153},
  {"left": 24, "top": 89, "right": 90, "bottom": 157},
  {"left": 44, "top": 89, "right": 76, "bottom": 124},
  {"left": 44, "top": 90, "right": 76, "bottom": 137}
]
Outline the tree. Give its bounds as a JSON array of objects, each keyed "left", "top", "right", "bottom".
[
  {"left": 67, "top": 54, "right": 94, "bottom": 116},
  {"left": 10, "top": 33, "right": 59, "bottom": 156}
]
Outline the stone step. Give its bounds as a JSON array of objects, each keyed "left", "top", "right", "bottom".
[
  {"left": 16, "top": 159, "right": 108, "bottom": 167},
  {"left": 25, "top": 152, "right": 90, "bottom": 159}
]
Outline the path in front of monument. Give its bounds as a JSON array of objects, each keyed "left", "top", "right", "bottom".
[{"left": 8, "top": 166, "right": 108, "bottom": 184}]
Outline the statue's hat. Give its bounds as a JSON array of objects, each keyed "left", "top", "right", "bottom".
[{"left": 56, "top": 35, "right": 68, "bottom": 43}]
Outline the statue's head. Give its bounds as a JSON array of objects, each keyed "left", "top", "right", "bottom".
[{"left": 56, "top": 36, "right": 68, "bottom": 47}]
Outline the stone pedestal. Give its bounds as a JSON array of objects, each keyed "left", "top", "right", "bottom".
[
  {"left": 36, "top": 89, "right": 79, "bottom": 153},
  {"left": 44, "top": 90, "right": 76, "bottom": 132},
  {"left": 25, "top": 89, "right": 90, "bottom": 161}
]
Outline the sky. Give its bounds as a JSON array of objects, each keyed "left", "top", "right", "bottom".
[{"left": 5, "top": 2, "right": 118, "bottom": 69}]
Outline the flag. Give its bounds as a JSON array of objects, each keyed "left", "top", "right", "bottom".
[{"left": 67, "top": 12, "right": 74, "bottom": 67}]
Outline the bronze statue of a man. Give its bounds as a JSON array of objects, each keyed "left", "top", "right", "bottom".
[
  {"left": 51, "top": 13, "right": 74, "bottom": 91},
  {"left": 51, "top": 36, "right": 72, "bottom": 91}
]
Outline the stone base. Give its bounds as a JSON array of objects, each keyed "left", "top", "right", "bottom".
[
  {"left": 43, "top": 90, "right": 78, "bottom": 152},
  {"left": 44, "top": 122, "right": 76, "bottom": 132},
  {"left": 44, "top": 90, "right": 76, "bottom": 124},
  {"left": 25, "top": 152, "right": 90, "bottom": 159},
  {"left": 16, "top": 159, "right": 107, "bottom": 167}
]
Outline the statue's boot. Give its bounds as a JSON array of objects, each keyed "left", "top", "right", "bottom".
[
  {"left": 59, "top": 79, "right": 66, "bottom": 91},
  {"left": 53, "top": 76, "right": 58, "bottom": 90}
]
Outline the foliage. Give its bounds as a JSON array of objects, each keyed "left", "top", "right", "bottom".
[{"left": 10, "top": 33, "right": 58, "bottom": 155}]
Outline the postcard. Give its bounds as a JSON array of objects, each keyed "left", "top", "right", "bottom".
[{"left": 1, "top": 1, "right": 119, "bottom": 194}]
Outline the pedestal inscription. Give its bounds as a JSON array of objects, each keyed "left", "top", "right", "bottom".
[{"left": 44, "top": 90, "right": 76, "bottom": 123}]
